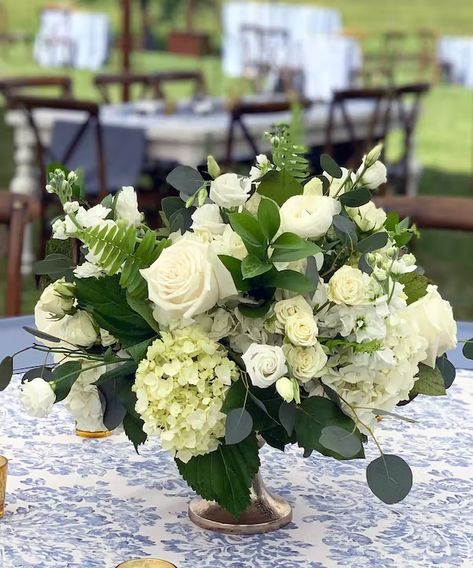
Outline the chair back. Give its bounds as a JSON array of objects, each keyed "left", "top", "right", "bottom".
[
  {"left": 324, "top": 87, "right": 393, "bottom": 167},
  {"left": 94, "top": 72, "right": 154, "bottom": 104},
  {"left": 0, "top": 193, "right": 34, "bottom": 316},
  {"left": 0, "top": 76, "right": 72, "bottom": 102},
  {"left": 149, "top": 71, "right": 206, "bottom": 100}
]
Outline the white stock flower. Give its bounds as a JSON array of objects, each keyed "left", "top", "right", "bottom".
[
  {"left": 242, "top": 343, "right": 287, "bottom": 388},
  {"left": 74, "top": 261, "right": 105, "bottom": 279},
  {"left": 191, "top": 204, "right": 226, "bottom": 235},
  {"left": 403, "top": 285, "right": 457, "bottom": 367},
  {"left": 358, "top": 160, "right": 387, "bottom": 190},
  {"left": 63, "top": 201, "right": 79, "bottom": 215},
  {"left": 283, "top": 343, "right": 327, "bottom": 383},
  {"left": 115, "top": 186, "right": 144, "bottom": 227},
  {"left": 209, "top": 173, "right": 251, "bottom": 208},
  {"left": 279, "top": 195, "right": 341, "bottom": 239},
  {"left": 327, "top": 266, "right": 368, "bottom": 306},
  {"left": 20, "top": 377, "right": 56, "bottom": 418},
  {"left": 51, "top": 219, "right": 68, "bottom": 240},
  {"left": 141, "top": 233, "right": 237, "bottom": 327},
  {"left": 75, "top": 204, "right": 110, "bottom": 228},
  {"left": 65, "top": 366, "right": 107, "bottom": 432},
  {"left": 285, "top": 314, "right": 319, "bottom": 347},
  {"left": 347, "top": 201, "right": 387, "bottom": 232},
  {"left": 274, "top": 296, "right": 313, "bottom": 328}
]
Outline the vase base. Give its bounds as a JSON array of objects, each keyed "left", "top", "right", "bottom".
[
  {"left": 188, "top": 494, "right": 292, "bottom": 535},
  {"left": 75, "top": 429, "right": 113, "bottom": 439}
]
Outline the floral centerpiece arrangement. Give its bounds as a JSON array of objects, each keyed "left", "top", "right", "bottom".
[{"left": 0, "top": 128, "right": 468, "bottom": 521}]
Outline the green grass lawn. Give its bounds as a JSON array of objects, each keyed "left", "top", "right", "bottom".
[{"left": 0, "top": 1, "right": 472, "bottom": 319}]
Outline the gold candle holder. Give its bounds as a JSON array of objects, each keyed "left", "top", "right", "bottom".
[
  {"left": 75, "top": 429, "right": 113, "bottom": 439},
  {"left": 116, "top": 560, "right": 177, "bottom": 568},
  {"left": 0, "top": 456, "right": 8, "bottom": 519}
]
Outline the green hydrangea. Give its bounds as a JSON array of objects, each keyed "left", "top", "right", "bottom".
[{"left": 133, "top": 326, "right": 239, "bottom": 463}]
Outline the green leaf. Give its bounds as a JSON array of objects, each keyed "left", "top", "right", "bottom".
[
  {"left": 75, "top": 276, "right": 156, "bottom": 347},
  {"left": 356, "top": 232, "right": 389, "bottom": 254},
  {"left": 332, "top": 214, "right": 358, "bottom": 247},
  {"left": 123, "top": 412, "right": 147, "bottom": 453},
  {"left": 34, "top": 253, "right": 74, "bottom": 282},
  {"left": 52, "top": 361, "right": 82, "bottom": 402},
  {"left": 176, "top": 434, "right": 261, "bottom": 518},
  {"left": 238, "top": 301, "right": 272, "bottom": 319},
  {"left": 358, "top": 254, "right": 373, "bottom": 275},
  {"left": 463, "top": 339, "right": 473, "bottom": 360},
  {"left": 126, "top": 293, "right": 160, "bottom": 334},
  {"left": 169, "top": 207, "right": 194, "bottom": 233},
  {"left": 279, "top": 401, "right": 297, "bottom": 436},
  {"left": 436, "top": 355, "right": 456, "bottom": 389},
  {"left": 225, "top": 407, "right": 254, "bottom": 445},
  {"left": 257, "top": 169, "right": 303, "bottom": 206},
  {"left": 319, "top": 425, "right": 363, "bottom": 458},
  {"left": 228, "top": 211, "right": 265, "bottom": 255},
  {"left": 257, "top": 197, "right": 280, "bottom": 241},
  {"left": 271, "top": 233, "right": 322, "bottom": 263},
  {"left": 23, "top": 325, "right": 61, "bottom": 344},
  {"left": 339, "top": 188, "right": 372, "bottom": 207},
  {"left": 161, "top": 196, "right": 185, "bottom": 221},
  {"left": 384, "top": 211, "right": 400, "bottom": 232},
  {"left": 369, "top": 408, "right": 417, "bottom": 424},
  {"left": 366, "top": 454, "right": 413, "bottom": 504},
  {"left": 98, "top": 380, "right": 127, "bottom": 430},
  {"left": 398, "top": 273, "right": 429, "bottom": 305},
  {"left": 127, "top": 339, "right": 155, "bottom": 363},
  {"left": 22, "top": 366, "right": 53, "bottom": 383},
  {"left": 218, "top": 255, "right": 248, "bottom": 292},
  {"left": 0, "top": 356, "right": 14, "bottom": 391},
  {"left": 166, "top": 165, "right": 204, "bottom": 195},
  {"left": 94, "top": 360, "right": 138, "bottom": 387},
  {"left": 320, "top": 154, "right": 343, "bottom": 179},
  {"left": 267, "top": 269, "right": 316, "bottom": 295},
  {"left": 241, "top": 255, "right": 272, "bottom": 279},
  {"left": 411, "top": 363, "right": 446, "bottom": 396}
]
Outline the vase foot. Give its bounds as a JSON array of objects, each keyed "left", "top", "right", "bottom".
[
  {"left": 75, "top": 429, "right": 113, "bottom": 439},
  {"left": 188, "top": 491, "right": 292, "bottom": 535}
]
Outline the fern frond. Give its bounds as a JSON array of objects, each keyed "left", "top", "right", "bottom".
[{"left": 271, "top": 122, "right": 309, "bottom": 183}]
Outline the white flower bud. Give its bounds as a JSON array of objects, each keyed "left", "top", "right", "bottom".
[
  {"left": 276, "top": 377, "right": 295, "bottom": 402},
  {"left": 207, "top": 155, "right": 221, "bottom": 179}
]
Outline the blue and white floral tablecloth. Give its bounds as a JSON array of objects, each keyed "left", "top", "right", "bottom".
[{"left": 1, "top": 372, "right": 473, "bottom": 568}]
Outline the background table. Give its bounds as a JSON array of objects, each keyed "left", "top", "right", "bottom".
[{"left": 0, "top": 357, "right": 473, "bottom": 566}]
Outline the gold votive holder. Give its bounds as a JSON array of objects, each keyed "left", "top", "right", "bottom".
[
  {"left": 0, "top": 456, "right": 8, "bottom": 519},
  {"left": 75, "top": 429, "right": 113, "bottom": 439},
  {"left": 116, "top": 560, "right": 177, "bottom": 568}
]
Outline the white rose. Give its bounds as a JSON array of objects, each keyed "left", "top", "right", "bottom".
[
  {"left": 191, "top": 204, "right": 226, "bottom": 235},
  {"left": 327, "top": 266, "right": 368, "bottom": 306},
  {"left": 115, "top": 186, "right": 143, "bottom": 227},
  {"left": 274, "top": 295, "right": 313, "bottom": 329},
  {"left": 347, "top": 201, "right": 387, "bottom": 232},
  {"left": 141, "top": 233, "right": 237, "bottom": 326},
  {"left": 403, "top": 285, "right": 457, "bottom": 367},
  {"left": 63, "top": 310, "right": 98, "bottom": 347},
  {"left": 357, "top": 160, "right": 387, "bottom": 190},
  {"left": 211, "top": 225, "right": 247, "bottom": 260},
  {"left": 284, "top": 343, "right": 327, "bottom": 383},
  {"left": 242, "top": 343, "right": 287, "bottom": 388},
  {"left": 303, "top": 177, "right": 323, "bottom": 196},
  {"left": 37, "top": 279, "right": 75, "bottom": 317},
  {"left": 285, "top": 314, "right": 318, "bottom": 346},
  {"left": 275, "top": 377, "right": 296, "bottom": 402},
  {"left": 209, "top": 173, "right": 251, "bottom": 208},
  {"left": 280, "top": 195, "right": 341, "bottom": 239},
  {"left": 21, "top": 377, "right": 56, "bottom": 418}
]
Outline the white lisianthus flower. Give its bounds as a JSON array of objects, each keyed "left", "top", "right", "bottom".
[
  {"left": 20, "top": 378, "right": 56, "bottom": 418},
  {"left": 357, "top": 160, "right": 387, "bottom": 190},
  {"left": 303, "top": 177, "right": 323, "bottom": 196},
  {"left": 115, "top": 186, "right": 144, "bottom": 227},
  {"left": 65, "top": 366, "right": 107, "bottom": 432},
  {"left": 274, "top": 295, "right": 313, "bottom": 328},
  {"left": 403, "top": 285, "right": 457, "bottom": 367},
  {"left": 141, "top": 233, "right": 237, "bottom": 327},
  {"left": 209, "top": 173, "right": 251, "bottom": 208},
  {"left": 242, "top": 343, "right": 287, "bottom": 388},
  {"left": 276, "top": 377, "right": 296, "bottom": 402},
  {"left": 279, "top": 195, "right": 341, "bottom": 239},
  {"left": 63, "top": 310, "right": 98, "bottom": 347},
  {"left": 249, "top": 154, "right": 271, "bottom": 181},
  {"left": 191, "top": 203, "right": 226, "bottom": 235},
  {"left": 347, "top": 201, "right": 387, "bottom": 232},
  {"left": 285, "top": 314, "right": 319, "bottom": 347},
  {"left": 75, "top": 203, "right": 111, "bottom": 228},
  {"left": 210, "top": 225, "right": 247, "bottom": 260},
  {"left": 327, "top": 266, "right": 368, "bottom": 306},
  {"left": 324, "top": 168, "right": 355, "bottom": 197},
  {"left": 283, "top": 343, "right": 327, "bottom": 383}
]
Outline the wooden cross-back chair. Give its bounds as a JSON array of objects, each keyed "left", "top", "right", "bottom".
[
  {"left": 94, "top": 72, "right": 156, "bottom": 104},
  {"left": 7, "top": 94, "right": 107, "bottom": 255},
  {"left": 0, "top": 193, "right": 36, "bottom": 316},
  {"left": 324, "top": 87, "right": 393, "bottom": 168},
  {"left": 150, "top": 70, "right": 207, "bottom": 100},
  {"left": 0, "top": 76, "right": 72, "bottom": 102}
]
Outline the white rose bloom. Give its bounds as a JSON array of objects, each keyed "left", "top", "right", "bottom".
[
  {"left": 115, "top": 186, "right": 144, "bottom": 227},
  {"left": 20, "top": 377, "right": 56, "bottom": 418},
  {"left": 242, "top": 343, "right": 288, "bottom": 388},
  {"left": 285, "top": 314, "right": 319, "bottom": 347},
  {"left": 37, "top": 279, "right": 75, "bottom": 317},
  {"left": 65, "top": 366, "right": 107, "bottom": 432},
  {"left": 211, "top": 225, "right": 247, "bottom": 260},
  {"left": 75, "top": 203, "right": 111, "bottom": 228},
  {"left": 191, "top": 204, "right": 226, "bottom": 235},
  {"left": 63, "top": 310, "right": 98, "bottom": 347},
  {"left": 327, "top": 266, "right": 369, "bottom": 306},
  {"left": 284, "top": 343, "right": 327, "bottom": 383},
  {"left": 347, "top": 201, "right": 387, "bottom": 232},
  {"left": 209, "top": 173, "right": 251, "bottom": 208},
  {"left": 357, "top": 160, "right": 387, "bottom": 190},
  {"left": 274, "top": 295, "right": 313, "bottom": 328},
  {"left": 141, "top": 233, "right": 237, "bottom": 327},
  {"left": 403, "top": 285, "right": 457, "bottom": 367},
  {"left": 303, "top": 177, "right": 323, "bottom": 196},
  {"left": 280, "top": 195, "right": 341, "bottom": 239}
]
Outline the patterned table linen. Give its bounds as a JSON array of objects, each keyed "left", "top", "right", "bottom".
[{"left": 1, "top": 372, "right": 473, "bottom": 568}]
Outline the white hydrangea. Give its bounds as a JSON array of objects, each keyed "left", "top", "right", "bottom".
[{"left": 133, "top": 327, "right": 239, "bottom": 463}]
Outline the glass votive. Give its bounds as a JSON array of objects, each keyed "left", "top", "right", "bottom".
[
  {"left": 0, "top": 456, "right": 8, "bottom": 519},
  {"left": 116, "top": 560, "right": 177, "bottom": 568}
]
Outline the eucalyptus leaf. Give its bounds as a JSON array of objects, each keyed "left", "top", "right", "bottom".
[
  {"left": 94, "top": 360, "right": 137, "bottom": 386},
  {"left": 0, "top": 356, "right": 13, "bottom": 391},
  {"left": 225, "top": 407, "right": 254, "bottom": 445},
  {"left": 319, "top": 425, "right": 363, "bottom": 458},
  {"left": 411, "top": 364, "right": 446, "bottom": 396},
  {"left": 320, "top": 154, "right": 343, "bottom": 179},
  {"left": 366, "top": 454, "right": 413, "bottom": 504},
  {"left": 52, "top": 361, "right": 82, "bottom": 402},
  {"left": 23, "top": 325, "right": 61, "bottom": 344},
  {"left": 332, "top": 215, "right": 358, "bottom": 247},
  {"left": 279, "top": 401, "right": 297, "bottom": 436},
  {"left": 98, "top": 380, "right": 127, "bottom": 430},
  {"left": 22, "top": 366, "right": 54, "bottom": 383},
  {"left": 166, "top": 165, "right": 204, "bottom": 195},
  {"left": 34, "top": 253, "right": 74, "bottom": 281},
  {"left": 339, "top": 188, "right": 371, "bottom": 207},
  {"left": 463, "top": 339, "right": 473, "bottom": 360},
  {"left": 356, "top": 232, "right": 389, "bottom": 254},
  {"left": 358, "top": 254, "right": 373, "bottom": 275},
  {"left": 161, "top": 196, "right": 185, "bottom": 221},
  {"left": 305, "top": 255, "right": 320, "bottom": 286},
  {"left": 436, "top": 355, "right": 456, "bottom": 389}
]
